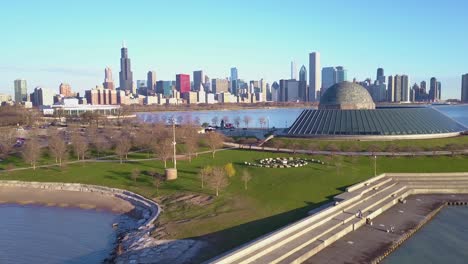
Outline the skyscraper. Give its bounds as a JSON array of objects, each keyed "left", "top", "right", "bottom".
[
  {"left": 119, "top": 42, "right": 133, "bottom": 92},
  {"left": 212, "top": 79, "right": 229, "bottom": 93},
  {"left": 394, "top": 75, "right": 402, "bottom": 102},
  {"left": 429, "top": 77, "right": 439, "bottom": 101},
  {"left": 376, "top": 68, "right": 385, "bottom": 84},
  {"left": 308, "top": 52, "right": 321, "bottom": 102},
  {"left": 462, "top": 74, "right": 468, "bottom": 103},
  {"left": 103, "top": 67, "right": 115, "bottom": 90},
  {"left": 147, "top": 71, "right": 157, "bottom": 91},
  {"left": 335, "top": 66, "right": 347, "bottom": 83},
  {"left": 176, "top": 74, "right": 190, "bottom": 94},
  {"left": 299, "top": 65, "right": 307, "bottom": 101},
  {"left": 387, "top": 76, "right": 395, "bottom": 102},
  {"left": 230, "top": 67, "right": 238, "bottom": 95},
  {"left": 59, "top": 83, "right": 73, "bottom": 97},
  {"left": 14, "top": 79, "right": 27, "bottom": 102},
  {"left": 401, "top": 75, "right": 409, "bottom": 102},
  {"left": 291, "top": 61, "right": 297, "bottom": 80},
  {"left": 437, "top": 82, "right": 442, "bottom": 100},
  {"left": 322, "top": 67, "right": 337, "bottom": 93},
  {"left": 193, "top": 70, "right": 204, "bottom": 92}
]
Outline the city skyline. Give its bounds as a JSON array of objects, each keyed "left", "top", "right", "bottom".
[{"left": 0, "top": 0, "right": 467, "bottom": 99}]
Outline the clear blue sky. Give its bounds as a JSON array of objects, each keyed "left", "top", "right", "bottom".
[{"left": 1, "top": 0, "right": 467, "bottom": 99}]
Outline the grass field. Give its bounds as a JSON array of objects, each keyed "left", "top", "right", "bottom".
[
  {"left": 1, "top": 149, "right": 468, "bottom": 261},
  {"left": 267, "top": 135, "right": 468, "bottom": 152}
]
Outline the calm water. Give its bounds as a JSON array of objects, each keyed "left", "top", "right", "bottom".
[
  {"left": 383, "top": 206, "right": 468, "bottom": 264},
  {"left": 137, "top": 105, "right": 468, "bottom": 128},
  {"left": 0, "top": 204, "right": 119, "bottom": 264}
]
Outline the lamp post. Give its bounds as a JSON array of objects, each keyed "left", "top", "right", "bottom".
[
  {"left": 165, "top": 117, "right": 178, "bottom": 180},
  {"left": 172, "top": 117, "right": 177, "bottom": 170},
  {"left": 374, "top": 155, "right": 377, "bottom": 176}
]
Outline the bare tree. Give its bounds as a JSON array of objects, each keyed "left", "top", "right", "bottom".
[
  {"left": 334, "top": 156, "right": 344, "bottom": 176},
  {"left": 0, "top": 128, "right": 16, "bottom": 159},
  {"left": 367, "top": 144, "right": 381, "bottom": 156},
  {"left": 259, "top": 117, "right": 266, "bottom": 129},
  {"left": 386, "top": 143, "right": 398, "bottom": 157},
  {"left": 326, "top": 143, "right": 339, "bottom": 155},
  {"left": 114, "top": 135, "right": 132, "bottom": 164},
  {"left": 131, "top": 168, "right": 140, "bottom": 182},
  {"left": 134, "top": 124, "right": 153, "bottom": 157},
  {"left": 291, "top": 142, "right": 301, "bottom": 154},
  {"left": 22, "top": 132, "right": 41, "bottom": 170},
  {"left": 206, "top": 132, "right": 224, "bottom": 158},
  {"left": 93, "top": 134, "right": 112, "bottom": 158},
  {"left": 185, "top": 134, "right": 199, "bottom": 162},
  {"left": 153, "top": 174, "right": 164, "bottom": 196},
  {"left": 243, "top": 115, "right": 252, "bottom": 128},
  {"left": 71, "top": 130, "right": 88, "bottom": 161},
  {"left": 307, "top": 142, "right": 319, "bottom": 154},
  {"left": 198, "top": 166, "right": 212, "bottom": 189},
  {"left": 241, "top": 170, "right": 252, "bottom": 190},
  {"left": 154, "top": 138, "right": 172, "bottom": 168},
  {"left": 211, "top": 116, "right": 219, "bottom": 126},
  {"left": 234, "top": 116, "right": 241, "bottom": 128},
  {"left": 206, "top": 166, "right": 229, "bottom": 196},
  {"left": 222, "top": 116, "right": 230, "bottom": 123},
  {"left": 48, "top": 130, "right": 68, "bottom": 166}
]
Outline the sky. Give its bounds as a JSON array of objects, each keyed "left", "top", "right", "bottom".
[{"left": 0, "top": 0, "right": 467, "bottom": 99}]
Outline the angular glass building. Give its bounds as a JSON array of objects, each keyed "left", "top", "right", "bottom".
[{"left": 285, "top": 82, "right": 466, "bottom": 139}]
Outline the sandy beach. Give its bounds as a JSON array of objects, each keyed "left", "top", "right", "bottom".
[
  {"left": 305, "top": 194, "right": 468, "bottom": 264},
  {"left": 0, "top": 186, "right": 135, "bottom": 214}
]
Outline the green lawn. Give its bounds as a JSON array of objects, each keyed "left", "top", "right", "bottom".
[
  {"left": 267, "top": 135, "right": 468, "bottom": 152},
  {"left": 1, "top": 149, "right": 468, "bottom": 261}
]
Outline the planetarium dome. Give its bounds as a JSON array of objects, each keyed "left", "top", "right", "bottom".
[{"left": 319, "top": 81, "right": 375, "bottom": 110}]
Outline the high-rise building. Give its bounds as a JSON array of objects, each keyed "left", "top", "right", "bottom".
[
  {"left": 156, "top": 81, "right": 174, "bottom": 98},
  {"left": 401, "top": 75, "right": 409, "bottom": 102},
  {"left": 14, "top": 79, "right": 27, "bottom": 102},
  {"left": 291, "top": 61, "right": 297, "bottom": 80},
  {"left": 429, "top": 77, "right": 439, "bottom": 102},
  {"left": 103, "top": 67, "right": 115, "bottom": 90},
  {"left": 321, "top": 67, "right": 337, "bottom": 94},
  {"left": 119, "top": 42, "right": 133, "bottom": 92},
  {"left": 394, "top": 75, "right": 402, "bottom": 102},
  {"left": 230, "top": 67, "right": 238, "bottom": 95},
  {"left": 147, "top": 71, "right": 156, "bottom": 91},
  {"left": 308, "top": 52, "right": 321, "bottom": 102},
  {"left": 437, "top": 82, "right": 442, "bottom": 100},
  {"left": 462, "top": 74, "right": 468, "bottom": 103},
  {"left": 212, "top": 79, "right": 229, "bottom": 94},
  {"left": 59, "top": 83, "right": 73, "bottom": 97},
  {"left": 335, "top": 66, "right": 347, "bottom": 83},
  {"left": 420, "top": 81, "right": 427, "bottom": 94},
  {"left": 30, "top": 86, "right": 53, "bottom": 106},
  {"left": 271, "top": 82, "right": 280, "bottom": 102},
  {"left": 299, "top": 65, "right": 307, "bottom": 101},
  {"left": 176, "top": 74, "right": 190, "bottom": 94},
  {"left": 387, "top": 76, "right": 395, "bottom": 102},
  {"left": 193, "top": 70, "right": 204, "bottom": 92},
  {"left": 376, "top": 68, "right": 385, "bottom": 84}
]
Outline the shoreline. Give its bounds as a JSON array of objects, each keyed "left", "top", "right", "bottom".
[
  {"left": 305, "top": 194, "right": 468, "bottom": 264},
  {"left": 0, "top": 181, "right": 160, "bottom": 264}
]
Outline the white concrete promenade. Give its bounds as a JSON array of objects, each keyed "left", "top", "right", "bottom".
[{"left": 209, "top": 172, "right": 468, "bottom": 264}]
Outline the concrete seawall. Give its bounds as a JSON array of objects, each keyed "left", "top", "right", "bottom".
[
  {"left": 210, "top": 172, "right": 468, "bottom": 264},
  {"left": 0, "top": 180, "right": 160, "bottom": 263}
]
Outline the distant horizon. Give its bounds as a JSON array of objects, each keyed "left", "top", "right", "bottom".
[{"left": 1, "top": 0, "right": 467, "bottom": 99}]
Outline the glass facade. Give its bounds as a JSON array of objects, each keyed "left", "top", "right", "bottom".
[{"left": 287, "top": 108, "right": 466, "bottom": 136}]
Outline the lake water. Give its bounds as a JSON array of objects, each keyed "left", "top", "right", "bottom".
[
  {"left": 0, "top": 204, "right": 120, "bottom": 264},
  {"left": 137, "top": 105, "right": 468, "bottom": 128},
  {"left": 383, "top": 206, "right": 468, "bottom": 264}
]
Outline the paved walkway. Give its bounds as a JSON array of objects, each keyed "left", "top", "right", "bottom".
[
  {"left": 224, "top": 142, "right": 468, "bottom": 157},
  {"left": 306, "top": 194, "right": 468, "bottom": 264}
]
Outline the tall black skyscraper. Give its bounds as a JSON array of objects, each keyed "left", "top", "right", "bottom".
[
  {"left": 429, "top": 77, "right": 439, "bottom": 102},
  {"left": 376, "top": 68, "right": 385, "bottom": 84},
  {"left": 119, "top": 42, "right": 133, "bottom": 92}
]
